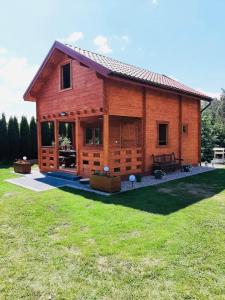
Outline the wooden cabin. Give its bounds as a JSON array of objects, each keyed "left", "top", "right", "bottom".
[{"left": 24, "top": 41, "right": 212, "bottom": 178}]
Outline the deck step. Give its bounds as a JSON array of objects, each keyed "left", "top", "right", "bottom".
[{"left": 46, "top": 171, "right": 81, "bottom": 181}]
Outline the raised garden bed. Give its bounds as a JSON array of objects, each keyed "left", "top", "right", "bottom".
[
  {"left": 90, "top": 174, "right": 121, "bottom": 193},
  {"left": 14, "top": 160, "right": 31, "bottom": 174}
]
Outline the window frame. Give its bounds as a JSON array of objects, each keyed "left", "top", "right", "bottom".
[
  {"left": 84, "top": 126, "right": 103, "bottom": 146},
  {"left": 59, "top": 61, "right": 72, "bottom": 91},
  {"left": 156, "top": 121, "right": 169, "bottom": 147}
]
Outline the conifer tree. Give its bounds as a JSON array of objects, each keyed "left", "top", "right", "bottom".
[
  {"left": 8, "top": 117, "right": 15, "bottom": 160},
  {"left": 13, "top": 116, "right": 20, "bottom": 159},
  {"left": 20, "top": 116, "right": 30, "bottom": 158},
  {"left": 29, "top": 117, "right": 37, "bottom": 158},
  {"left": 0, "top": 113, "right": 9, "bottom": 161}
]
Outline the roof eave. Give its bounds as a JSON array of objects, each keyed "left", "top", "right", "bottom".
[{"left": 108, "top": 72, "right": 213, "bottom": 102}]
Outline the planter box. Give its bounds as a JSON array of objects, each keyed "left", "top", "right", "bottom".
[
  {"left": 90, "top": 174, "right": 121, "bottom": 193},
  {"left": 14, "top": 162, "right": 31, "bottom": 174}
]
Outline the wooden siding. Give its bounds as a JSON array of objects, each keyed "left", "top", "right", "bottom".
[
  {"left": 37, "top": 53, "right": 104, "bottom": 117},
  {"left": 105, "top": 79, "right": 143, "bottom": 117}
]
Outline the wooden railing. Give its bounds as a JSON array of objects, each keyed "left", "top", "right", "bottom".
[
  {"left": 80, "top": 148, "right": 104, "bottom": 177},
  {"left": 40, "top": 147, "right": 57, "bottom": 171},
  {"left": 109, "top": 147, "right": 143, "bottom": 176}
]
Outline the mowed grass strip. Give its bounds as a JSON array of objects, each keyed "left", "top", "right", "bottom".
[{"left": 0, "top": 165, "right": 224, "bottom": 299}]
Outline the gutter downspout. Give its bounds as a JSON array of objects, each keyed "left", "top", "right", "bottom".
[{"left": 201, "top": 101, "right": 212, "bottom": 114}]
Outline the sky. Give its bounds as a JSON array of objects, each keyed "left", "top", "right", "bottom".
[{"left": 0, "top": 0, "right": 224, "bottom": 119}]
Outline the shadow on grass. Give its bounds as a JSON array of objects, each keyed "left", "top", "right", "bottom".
[{"left": 59, "top": 169, "right": 225, "bottom": 215}]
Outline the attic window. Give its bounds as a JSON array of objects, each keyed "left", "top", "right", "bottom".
[{"left": 60, "top": 63, "right": 71, "bottom": 90}]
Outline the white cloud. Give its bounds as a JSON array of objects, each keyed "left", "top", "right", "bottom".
[
  {"left": 0, "top": 50, "right": 38, "bottom": 119},
  {"left": 93, "top": 35, "right": 112, "bottom": 54},
  {"left": 60, "top": 31, "right": 84, "bottom": 44},
  {"left": 121, "top": 35, "right": 129, "bottom": 43},
  {"left": 152, "top": 0, "right": 159, "bottom": 5},
  {"left": 0, "top": 48, "right": 7, "bottom": 54}
]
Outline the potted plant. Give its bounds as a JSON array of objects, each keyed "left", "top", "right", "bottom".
[
  {"left": 135, "top": 174, "right": 143, "bottom": 182},
  {"left": 182, "top": 165, "right": 191, "bottom": 172},
  {"left": 14, "top": 157, "right": 31, "bottom": 174},
  {"left": 90, "top": 169, "right": 121, "bottom": 193},
  {"left": 60, "top": 136, "right": 71, "bottom": 150},
  {"left": 154, "top": 169, "right": 165, "bottom": 179}
]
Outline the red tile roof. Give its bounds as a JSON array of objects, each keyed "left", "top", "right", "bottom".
[
  {"left": 24, "top": 41, "right": 212, "bottom": 101},
  {"left": 64, "top": 43, "right": 212, "bottom": 101}
]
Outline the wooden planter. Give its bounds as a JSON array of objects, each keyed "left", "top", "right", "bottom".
[
  {"left": 14, "top": 161, "right": 31, "bottom": 174},
  {"left": 90, "top": 174, "right": 121, "bottom": 193}
]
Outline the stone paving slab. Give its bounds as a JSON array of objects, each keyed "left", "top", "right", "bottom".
[
  {"left": 6, "top": 166, "right": 215, "bottom": 195},
  {"left": 6, "top": 176, "right": 67, "bottom": 192}
]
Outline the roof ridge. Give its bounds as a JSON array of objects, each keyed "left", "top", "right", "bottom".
[{"left": 64, "top": 43, "right": 159, "bottom": 75}]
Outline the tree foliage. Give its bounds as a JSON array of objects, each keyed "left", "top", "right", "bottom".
[
  {"left": 0, "top": 114, "right": 37, "bottom": 162},
  {"left": 0, "top": 114, "right": 9, "bottom": 161},
  {"left": 29, "top": 117, "right": 37, "bottom": 159},
  {"left": 201, "top": 90, "right": 225, "bottom": 161}
]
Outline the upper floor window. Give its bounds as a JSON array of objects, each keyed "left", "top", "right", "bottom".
[
  {"left": 60, "top": 63, "right": 71, "bottom": 90},
  {"left": 157, "top": 122, "right": 168, "bottom": 146}
]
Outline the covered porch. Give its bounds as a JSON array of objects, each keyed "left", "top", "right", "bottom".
[{"left": 38, "top": 114, "right": 143, "bottom": 178}]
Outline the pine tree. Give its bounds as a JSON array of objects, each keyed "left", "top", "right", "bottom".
[
  {"left": 20, "top": 116, "right": 30, "bottom": 158},
  {"left": 8, "top": 117, "right": 15, "bottom": 161},
  {"left": 13, "top": 116, "right": 20, "bottom": 159},
  {"left": 29, "top": 117, "right": 37, "bottom": 158},
  {"left": 0, "top": 113, "right": 9, "bottom": 161}
]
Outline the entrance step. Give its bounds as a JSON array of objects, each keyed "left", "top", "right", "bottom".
[{"left": 46, "top": 171, "right": 81, "bottom": 181}]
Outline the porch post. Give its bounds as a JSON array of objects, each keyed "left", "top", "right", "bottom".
[
  {"left": 76, "top": 116, "right": 81, "bottom": 174},
  {"left": 37, "top": 120, "right": 42, "bottom": 170},
  {"left": 54, "top": 119, "right": 59, "bottom": 170},
  {"left": 103, "top": 114, "right": 109, "bottom": 168}
]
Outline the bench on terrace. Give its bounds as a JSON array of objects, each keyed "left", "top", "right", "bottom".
[{"left": 152, "top": 152, "right": 183, "bottom": 173}]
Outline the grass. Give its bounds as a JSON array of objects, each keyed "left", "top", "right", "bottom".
[{"left": 0, "top": 165, "right": 224, "bottom": 299}]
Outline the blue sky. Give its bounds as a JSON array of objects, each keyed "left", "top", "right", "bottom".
[{"left": 0, "top": 0, "right": 224, "bottom": 118}]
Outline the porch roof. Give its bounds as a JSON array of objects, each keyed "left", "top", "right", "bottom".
[{"left": 24, "top": 41, "right": 213, "bottom": 102}]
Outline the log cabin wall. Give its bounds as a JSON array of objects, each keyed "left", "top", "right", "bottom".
[
  {"left": 181, "top": 96, "right": 200, "bottom": 165},
  {"left": 37, "top": 52, "right": 104, "bottom": 116},
  {"left": 36, "top": 52, "right": 105, "bottom": 173},
  {"left": 104, "top": 79, "right": 144, "bottom": 176},
  {"left": 105, "top": 78, "right": 201, "bottom": 175}
]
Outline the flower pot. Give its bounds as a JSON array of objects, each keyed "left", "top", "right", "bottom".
[
  {"left": 154, "top": 173, "right": 163, "bottom": 179},
  {"left": 90, "top": 174, "right": 121, "bottom": 193},
  {"left": 14, "top": 161, "right": 31, "bottom": 174},
  {"left": 154, "top": 170, "right": 165, "bottom": 179},
  {"left": 182, "top": 165, "right": 191, "bottom": 172},
  {"left": 135, "top": 174, "right": 142, "bottom": 182}
]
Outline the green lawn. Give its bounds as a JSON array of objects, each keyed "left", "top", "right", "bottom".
[{"left": 0, "top": 166, "right": 224, "bottom": 299}]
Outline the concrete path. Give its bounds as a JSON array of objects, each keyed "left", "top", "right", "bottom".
[{"left": 6, "top": 166, "right": 216, "bottom": 196}]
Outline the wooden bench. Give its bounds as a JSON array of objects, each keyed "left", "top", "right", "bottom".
[{"left": 152, "top": 152, "right": 183, "bottom": 173}]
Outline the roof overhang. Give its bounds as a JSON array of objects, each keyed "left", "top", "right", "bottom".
[{"left": 24, "top": 41, "right": 213, "bottom": 103}]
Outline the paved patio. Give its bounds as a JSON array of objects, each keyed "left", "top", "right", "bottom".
[{"left": 5, "top": 166, "right": 216, "bottom": 196}]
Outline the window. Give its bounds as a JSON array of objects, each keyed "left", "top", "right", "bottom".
[
  {"left": 182, "top": 124, "right": 188, "bottom": 135},
  {"left": 60, "top": 63, "right": 71, "bottom": 90},
  {"left": 157, "top": 122, "right": 168, "bottom": 146},
  {"left": 41, "top": 121, "right": 55, "bottom": 147},
  {"left": 85, "top": 127, "right": 102, "bottom": 145}
]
